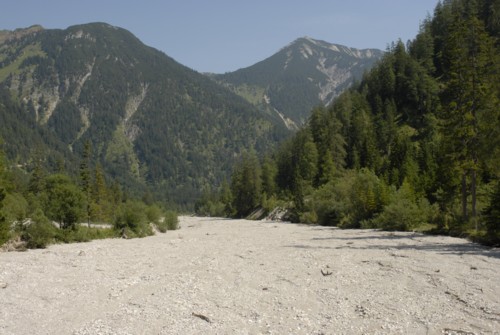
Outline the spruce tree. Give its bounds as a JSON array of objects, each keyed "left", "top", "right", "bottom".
[
  {"left": 0, "top": 141, "right": 9, "bottom": 245},
  {"left": 230, "top": 151, "right": 262, "bottom": 217},
  {"left": 483, "top": 181, "right": 500, "bottom": 235},
  {"left": 441, "top": 5, "right": 499, "bottom": 225},
  {"left": 80, "top": 140, "right": 92, "bottom": 227}
]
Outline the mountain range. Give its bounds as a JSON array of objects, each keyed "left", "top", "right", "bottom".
[
  {"left": 213, "top": 37, "right": 383, "bottom": 128},
  {"left": 0, "top": 23, "right": 382, "bottom": 206}
]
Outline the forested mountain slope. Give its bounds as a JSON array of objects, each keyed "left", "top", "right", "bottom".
[
  {"left": 220, "top": 0, "right": 500, "bottom": 243},
  {"left": 213, "top": 37, "right": 383, "bottom": 128},
  {"left": 0, "top": 23, "right": 289, "bottom": 206}
]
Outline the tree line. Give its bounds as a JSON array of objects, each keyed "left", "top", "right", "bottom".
[
  {"left": 0, "top": 139, "right": 178, "bottom": 249},
  {"left": 197, "top": 0, "right": 500, "bottom": 245}
]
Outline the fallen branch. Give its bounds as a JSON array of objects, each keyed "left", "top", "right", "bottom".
[{"left": 192, "top": 312, "right": 211, "bottom": 323}]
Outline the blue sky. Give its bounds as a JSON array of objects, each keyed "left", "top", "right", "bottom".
[{"left": 1, "top": 0, "right": 440, "bottom": 73}]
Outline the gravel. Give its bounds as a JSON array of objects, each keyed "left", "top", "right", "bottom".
[{"left": 1, "top": 216, "right": 499, "bottom": 334}]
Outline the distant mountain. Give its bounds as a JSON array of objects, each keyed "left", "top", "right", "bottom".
[
  {"left": 213, "top": 37, "right": 384, "bottom": 128},
  {"left": 0, "top": 23, "right": 289, "bottom": 206}
]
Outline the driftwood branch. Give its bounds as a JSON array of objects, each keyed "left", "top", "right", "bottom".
[{"left": 192, "top": 312, "right": 211, "bottom": 323}]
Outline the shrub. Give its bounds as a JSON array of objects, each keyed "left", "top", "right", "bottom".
[
  {"left": 146, "top": 204, "right": 162, "bottom": 225},
  {"left": 307, "top": 169, "right": 389, "bottom": 227},
  {"left": 43, "top": 174, "right": 84, "bottom": 229},
  {"left": 164, "top": 210, "right": 179, "bottom": 231},
  {"left": 114, "top": 200, "right": 152, "bottom": 237},
  {"left": 3, "top": 193, "right": 28, "bottom": 224},
  {"left": 195, "top": 200, "right": 226, "bottom": 217},
  {"left": 22, "top": 209, "right": 57, "bottom": 248},
  {"left": 372, "top": 181, "right": 437, "bottom": 231},
  {"left": 309, "top": 181, "right": 346, "bottom": 226},
  {"left": 299, "top": 210, "right": 318, "bottom": 224}
]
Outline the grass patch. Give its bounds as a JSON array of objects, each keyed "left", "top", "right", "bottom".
[
  {"left": 0, "top": 43, "right": 46, "bottom": 82},
  {"left": 234, "top": 84, "right": 266, "bottom": 105}
]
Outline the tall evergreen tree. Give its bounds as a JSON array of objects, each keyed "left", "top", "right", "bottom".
[
  {"left": 483, "top": 180, "right": 500, "bottom": 234},
  {"left": 92, "top": 163, "right": 109, "bottom": 222},
  {"left": 44, "top": 174, "right": 84, "bottom": 229},
  {"left": 80, "top": 141, "right": 92, "bottom": 227},
  {"left": 441, "top": 4, "right": 499, "bottom": 225},
  {"left": 230, "top": 151, "right": 262, "bottom": 217},
  {"left": 0, "top": 142, "right": 9, "bottom": 245}
]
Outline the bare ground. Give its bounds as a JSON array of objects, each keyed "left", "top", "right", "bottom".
[{"left": 1, "top": 216, "right": 499, "bottom": 335}]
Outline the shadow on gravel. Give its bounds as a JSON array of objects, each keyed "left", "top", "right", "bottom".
[
  {"left": 311, "top": 233, "right": 421, "bottom": 241},
  {"left": 330, "top": 243, "right": 500, "bottom": 259},
  {"left": 285, "top": 233, "right": 500, "bottom": 260}
]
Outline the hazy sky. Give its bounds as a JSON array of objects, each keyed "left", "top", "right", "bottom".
[{"left": 1, "top": 0, "right": 440, "bottom": 73}]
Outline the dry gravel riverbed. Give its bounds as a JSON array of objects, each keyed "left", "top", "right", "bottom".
[{"left": 1, "top": 216, "right": 500, "bottom": 335}]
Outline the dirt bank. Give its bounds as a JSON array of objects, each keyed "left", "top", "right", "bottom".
[{"left": 1, "top": 216, "right": 499, "bottom": 334}]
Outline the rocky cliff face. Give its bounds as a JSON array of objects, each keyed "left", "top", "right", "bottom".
[{"left": 214, "top": 37, "right": 384, "bottom": 128}]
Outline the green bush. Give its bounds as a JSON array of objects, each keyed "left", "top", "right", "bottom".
[
  {"left": 43, "top": 174, "right": 85, "bottom": 229},
  {"left": 22, "top": 209, "right": 57, "bottom": 248},
  {"left": 309, "top": 181, "right": 346, "bottom": 226},
  {"left": 3, "top": 193, "right": 28, "bottom": 224},
  {"left": 50, "top": 224, "right": 117, "bottom": 244},
  {"left": 114, "top": 200, "right": 152, "bottom": 237},
  {"left": 195, "top": 200, "right": 226, "bottom": 217},
  {"left": 307, "top": 169, "right": 389, "bottom": 227},
  {"left": 146, "top": 204, "right": 162, "bottom": 224},
  {"left": 372, "top": 181, "right": 437, "bottom": 231},
  {"left": 164, "top": 210, "right": 179, "bottom": 231},
  {"left": 299, "top": 210, "right": 318, "bottom": 224}
]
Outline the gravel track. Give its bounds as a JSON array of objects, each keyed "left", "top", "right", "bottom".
[{"left": 1, "top": 216, "right": 499, "bottom": 334}]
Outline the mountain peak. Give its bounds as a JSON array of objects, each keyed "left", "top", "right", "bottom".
[
  {"left": 0, "top": 25, "right": 44, "bottom": 44},
  {"left": 0, "top": 23, "right": 287, "bottom": 205},
  {"left": 288, "top": 36, "right": 381, "bottom": 59},
  {"left": 215, "top": 37, "right": 384, "bottom": 128}
]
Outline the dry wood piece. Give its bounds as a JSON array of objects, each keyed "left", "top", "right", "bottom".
[
  {"left": 321, "top": 269, "right": 332, "bottom": 276},
  {"left": 192, "top": 312, "right": 211, "bottom": 323}
]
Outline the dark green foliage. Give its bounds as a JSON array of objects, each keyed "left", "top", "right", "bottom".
[
  {"left": 22, "top": 209, "right": 56, "bottom": 249},
  {"left": 164, "top": 210, "right": 179, "bottom": 231},
  {"left": 483, "top": 181, "right": 500, "bottom": 234},
  {"left": 221, "top": 0, "right": 499, "bottom": 244},
  {"left": 194, "top": 181, "right": 233, "bottom": 217},
  {"left": 51, "top": 225, "right": 117, "bottom": 244},
  {"left": 371, "top": 181, "right": 437, "bottom": 231},
  {"left": 0, "top": 143, "right": 10, "bottom": 245},
  {"left": 0, "top": 137, "right": 166, "bottom": 250},
  {"left": 0, "top": 23, "right": 289, "bottom": 209},
  {"left": 80, "top": 141, "right": 92, "bottom": 226},
  {"left": 145, "top": 204, "right": 179, "bottom": 233},
  {"left": 230, "top": 151, "right": 262, "bottom": 217},
  {"left": 439, "top": 3, "right": 499, "bottom": 221},
  {"left": 113, "top": 200, "right": 152, "bottom": 237},
  {"left": 43, "top": 174, "right": 84, "bottom": 229},
  {"left": 2, "top": 193, "right": 28, "bottom": 223},
  {"left": 146, "top": 204, "right": 162, "bottom": 226},
  {"left": 0, "top": 87, "right": 73, "bottom": 170},
  {"left": 0, "top": 188, "right": 8, "bottom": 246},
  {"left": 47, "top": 100, "right": 82, "bottom": 143}
]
